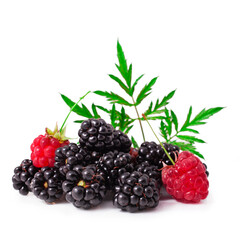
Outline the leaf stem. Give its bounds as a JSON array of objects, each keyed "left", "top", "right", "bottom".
[
  {"left": 60, "top": 91, "right": 91, "bottom": 133},
  {"left": 132, "top": 97, "right": 145, "bottom": 142},
  {"left": 142, "top": 114, "right": 175, "bottom": 165}
]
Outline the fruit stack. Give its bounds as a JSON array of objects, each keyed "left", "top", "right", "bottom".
[{"left": 12, "top": 118, "right": 209, "bottom": 212}]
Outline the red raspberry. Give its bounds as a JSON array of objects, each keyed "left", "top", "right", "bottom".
[
  {"left": 30, "top": 125, "right": 69, "bottom": 168},
  {"left": 162, "top": 151, "right": 209, "bottom": 203}
]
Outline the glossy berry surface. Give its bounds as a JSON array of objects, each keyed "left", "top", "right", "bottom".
[
  {"left": 97, "top": 151, "right": 135, "bottom": 190},
  {"left": 113, "top": 171, "right": 160, "bottom": 212},
  {"left": 137, "top": 141, "right": 179, "bottom": 167},
  {"left": 112, "top": 130, "right": 132, "bottom": 153},
  {"left": 54, "top": 143, "right": 101, "bottom": 177},
  {"left": 31, "top": 167, "right": 64, "bottom": 203},
  {"left": 162, "top": 151, "right": 209, "bottom": 203},
  {"left": 12, "top": 159, "right": 39, "bottom": 195},
  {"left": 62, "top": 164, "right": 106, "bottom": 209},
  {"left": 30, "top": 134, "right": 69, "bottom": 168},
  {"left": 78, "top": 118, "right": 114, "bottom": 152}
]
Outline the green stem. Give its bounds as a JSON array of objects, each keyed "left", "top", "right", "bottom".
[
  {"left": 132, "top": 97, "right": 145, "bottom": 142},
  {"left": 142, "top": 114, "right": 175, "bottom": 165},
  {"left": 60, "top": 91, "right": 91, "bottom": 133}
]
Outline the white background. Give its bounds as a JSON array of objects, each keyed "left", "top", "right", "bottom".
[{"left": 0, "top": 1, "right": 240, "bottom": 240}]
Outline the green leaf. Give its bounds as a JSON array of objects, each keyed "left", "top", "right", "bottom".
[
  {"left": 94, "top": 91, "right": 133, "bottom": 106},
  {"left": 171, "top": 110, "right": 178, "bottom": 131},
  {"left": 60, "top": 94, "right": 93, "bottom": 118},
  {"left": 125, "top": 125, "right": 134, "bottom": 134},
  {"left": 157, "top": 89, "right": 176, "bottom": 109},
  {"left": 189, "top": 107, "right": 224, "bottom": 126},
  {"left": 129, "top": 74, "right": 144, "bottom": 96},
  {"left": 95, "top": 105, "right": 111, "bottom": 114},
  {"left": 135, "top": 77, "right": 158, "bottom": 105},
  {"left": 110, "top": 104, "right": 117, "bottom": 128},
  {"left": 131, "top": 136, "right": 139, "bottom": 148},
  {"left": 177, "top": 135, "right": 206, "bottom": 143},
  {"left": 160, "top": 120, "right": 168, "bottom": 141},
  {"left": 164, "top": 108, "right": 172, "bottom": 136},
  {"left": 74, "top": 120, "right": 84, "bottom": 123},
  {"left": 116, "top": 40, "right": 130, "bottom": 86},
  {"left": 180, "top": 128, "right": 199, "bottom": 134},
  {"left": 108, "top": 74, "right": 130, "bottom": 95},
  {"left": 91, "top": 104, "right": 101, "bottom": 118}
]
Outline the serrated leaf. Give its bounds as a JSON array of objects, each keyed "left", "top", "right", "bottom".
[
  {"left": 74, "top": 120, "right": 84, "bottom": 123},
  {"left": 108, "top": 74, "right": 130, "bottom": 94},
  {"left": 189, "top": 107, "right": 224, "bottom": 126},
  {"left": 164, "top": 108, "right": 172, "bottom": 136},
  {"left": 60, "top": 94, "right": 93, "bottom": 118},
  {"left": 131, "top": 136, "right": 139, "bottom": 148},
  {"left": 180, "top": 127, "right": 199, "bottom": 134},
  {"left": 129, "top": 74, "right": 144, "bottom": 96},
  {"left": 160, "top": 120, "right": 168, "bottom": 141},
  {"left": 94, "top": 91, "right": 133, "bottom": 106},
  {"left": 177, "top": 135, "right": 206, "bottom": 143},
  {"left": 135, "top": 77, "right": 158, "bottom": 105},
  {"left": 81, "top": 103, "right": 94, "bottom": 118},
  {"left": 125, "top": 125, "right": 134, "bottom": 134},
  {"left": 116, "top": 41, "right": 129, "bottom": 85},
  {"left": 95, "top": 105, "right": 111, "bottom": 114},
  {"left": 171, "top": 110, "right": 178, "bottom": 131},
  {"left": 157, "top": 89, "right": 176, "bottom": 109},
  {"left": 110, "top": 104, "right": 117, "bottom": 128},
  {"left": 91, "top": 104, "right": 101, "bottom": 118}
]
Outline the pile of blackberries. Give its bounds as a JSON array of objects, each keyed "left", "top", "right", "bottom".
[{"left": 12, "top": 118, "right": 189, "bottom": 212}]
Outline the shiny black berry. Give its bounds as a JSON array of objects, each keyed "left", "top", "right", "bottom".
[
  {"left": 54, "top": 143, "right": 101, "bottom": 176},
  {"left": 31, "top": 167, "right": 63, "bottom": 203},
  {"left": 78, "top": 118, "right": 114, "bottom": 152},
  {"left": 112, "top": 130, "right": 132, "bottom": 153},
  {"left": 97, "top": 151, "right": 135, "bottom": 190},
  {"left": 137, "top": 141, "right": 179, "bottom": 167},
  {"left": 12, "top": 159, "right": 39, "bottom": 195},
  {"left": 62, "top": 164, "right": 106, "bottom": 209},
  {"left": 113, "top": 171, "right": 160, "bottom": 212}
]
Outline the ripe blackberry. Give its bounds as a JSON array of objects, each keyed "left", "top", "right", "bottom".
[
  {"left": 135, "top": 161, "right": 162, "bottom": 183},
  {"left": 203, "top": 163, "right": 209, "bottom": 177},
  {"left": 54, "top": 143, "right": 101, "bottom": 176},
  {"left": 112, "top": 130, "right": 132, "bottom": 153},
  {"left": 137, "top": 141, "right": 179, "bottom": 167},
  {"left": 78, "top": 118, "right": 114, "bottom": 152},
  {"left": 97, "top": 151, "right": 135, "bottom": 190},
  {"left": 12, "top": 159, "right": 39, "bottom": 195},
  {"left": 113, "top": 171, "right": 160, "bottom": 212},
  {"left": 31, "top": 167, "right": 63, "bottom": 203},
  {"left": 62, "top": 164, "right": 106, "bottom": 209}
]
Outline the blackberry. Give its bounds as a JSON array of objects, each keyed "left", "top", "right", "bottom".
[
  {"left": 112, "top": 130, "right": 132, "bottom": 153},
  {"left": 203, "top": 163, "right": 209, "bottom": 177},
  {"left": 113, "top": 171, "right": 160, "bottom": 212},
  {"left": 62, "top": 164, "right": 106, "bottom": 209},
  {"left": 97, "top": 151, "right": 135, "bottom": 190},
  {"left": 12, "top": 159, "right": 39, "bottom": 195},
  {"left": 54, "top": 143, "right": 101, "bottom": 176},
  {"left": 31, "top": 167, "right": 63, "bottom": 203},
  {"left": 135, "top": 161, "right": 162, "bottom": 182},
  {"left": 78, "top": 118, "right": 114, "bottom": 152},
  {"left": 137, "top": 141, "right": 179, "bottom": 167}
]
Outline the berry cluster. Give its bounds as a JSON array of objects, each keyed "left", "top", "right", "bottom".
[{"left": 12, "top": 118, "right": 209, "bottom": 212}]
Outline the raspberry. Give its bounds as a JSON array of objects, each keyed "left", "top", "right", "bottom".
[
  {"left": 162, "top": 151, "right": 209, "bottom": 203},
  {"left": 30, "top": 126, "right": 69, "bottom": 168}
]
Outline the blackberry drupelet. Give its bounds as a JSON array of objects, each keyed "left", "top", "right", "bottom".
[
  {"left": 159, "top": 143, "right": 180, "bottom": 165},
  {"left": 62, "top": 164, "right": 106, "bottom": 209},
  {"left": 135, "top": 161, "right": 162, "bottom": 183},
  {"left": 78, "top": 118, "right": 114, "bottom": 152},
  {"left": 97, "top": 151, "right": 135, "bottom": 190},
  {"left": 55, "top": 143, "right": 101, "bottom": 177},
  {"left": 112, "top": 130, "right": 132, "bottom": 153},
  {"left": 137, "top": 141, "right": 179, "bottom": 167},
  {"left": 12, "top": 159, "right": 39, "bottom": 195},
  {"left": 203, "top": 163, "right": 209, "bottom": 177},
  {"left": 113, "top": 171, "right": 160, "bottom": 212},
  {"left": 31, "top": 167, "right": 63, "bottom": 203}
]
